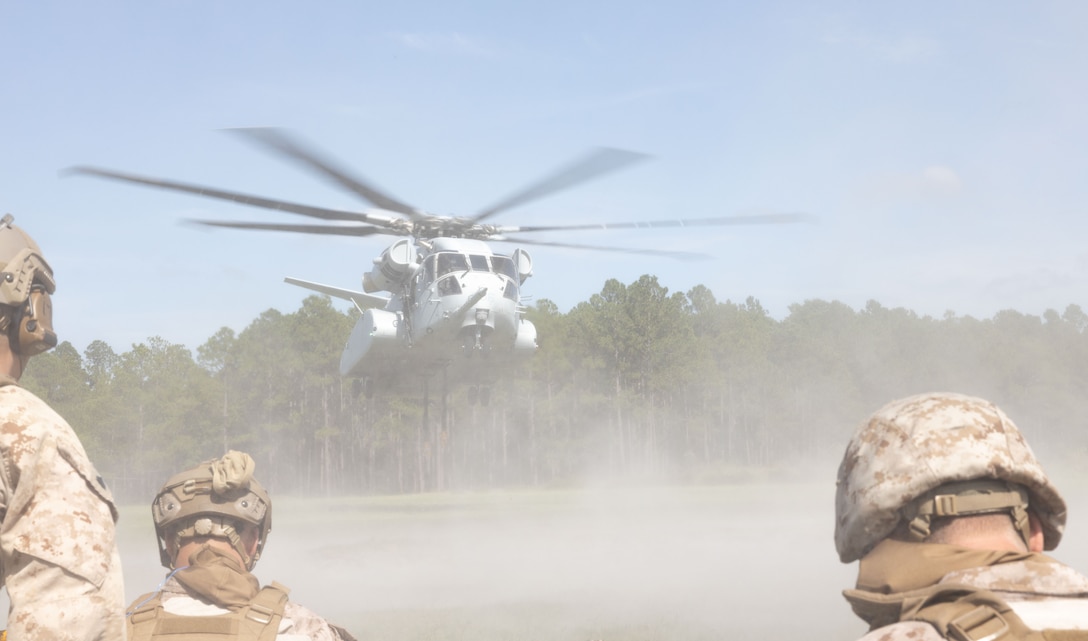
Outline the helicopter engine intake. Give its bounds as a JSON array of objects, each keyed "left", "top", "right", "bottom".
[
  {"left": 511, "top": 248, "right": 533, "bottom": 284},
  {"left": 363, "top": 238, "right": 416, "bottom": 293}
]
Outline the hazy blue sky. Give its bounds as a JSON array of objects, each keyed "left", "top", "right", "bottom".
[{"left": 2, "top": 1, "right": 1086, "bottom": 353}]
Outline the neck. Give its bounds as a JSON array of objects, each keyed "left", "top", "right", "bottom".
[{"left": 0, "top": 339, "right": 21, "bottom": 380}]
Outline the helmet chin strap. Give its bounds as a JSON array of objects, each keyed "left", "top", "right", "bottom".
[{"left": 903, "top": 480, "right": 1033, "bottom": 549}]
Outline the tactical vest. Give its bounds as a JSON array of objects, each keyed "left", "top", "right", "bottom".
[
  {"left": 128, "top": 582, "right": 290, "bottom": 641},
  {"left": 845, "top": 583, "right": 1088, "bottom": 641}
]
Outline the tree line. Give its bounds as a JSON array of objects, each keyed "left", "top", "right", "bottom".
[{"left": 22, "top": 275, "right": 1088, "bottom": 503}]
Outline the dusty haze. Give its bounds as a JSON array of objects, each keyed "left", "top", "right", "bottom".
[
  {"left": 121, "top": 478, "right": 862, "bottom": 640},
  {"left": 119, "top": 467, "right": 1088, "bottom": 638},
  {"left": 2, "top": 466, "right": 1085, "bottom": 639}
]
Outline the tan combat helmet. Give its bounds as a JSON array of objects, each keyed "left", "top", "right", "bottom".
[
  {"left": 153, "top": 451, "right": 272, "bottom": 571},
  {"left": 0, "top": 214, "right": 57, "bottom": 355},
  {"left": 835, "top": 392, "right": 1067, "bottom": 563}
]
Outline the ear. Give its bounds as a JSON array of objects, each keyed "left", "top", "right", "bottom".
[{"left": 1028, "top": 511, "right": 1045, "bottom": 553}]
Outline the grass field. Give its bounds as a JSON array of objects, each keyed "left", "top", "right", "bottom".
[
  {"left": 118, "top": 481, "right": 866, "bottom": 640},
  {"left": 6, "top": 470, "right": 1088, "bottom": 639}
]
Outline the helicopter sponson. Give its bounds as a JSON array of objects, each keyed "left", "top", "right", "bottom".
[{"left": 363, "top": 239, "right": 416, "bottom": 294}]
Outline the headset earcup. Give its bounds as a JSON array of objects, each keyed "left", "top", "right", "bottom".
[{"left": 16, "top": 290, "right": 57, "bottom": 356}]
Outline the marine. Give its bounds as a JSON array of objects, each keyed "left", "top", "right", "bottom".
[
  {"left": 128, "top": 450, "right": 355, "bottom": 641},
  {"left": 835, "top": 392, "right": 1088, "bottom": 639},
  {"left": 0, "top": 214, "right": 125, "bottom": 639}
]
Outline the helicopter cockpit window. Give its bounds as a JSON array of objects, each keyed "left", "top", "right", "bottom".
[
  {"left": 437, "top": 275, "right": 462, "bottom": 297},
  {"left": 469, "top": 254, "right": 490, "bottom": 272},
  {"left": 436, "top": 252, "right": 468, "bottom": 277},
  {"left": 491, "top": 256, "right": 517, "bottom": 281},
  {"left": 503, "top": 279, "right": 519, "bottom": 301}
]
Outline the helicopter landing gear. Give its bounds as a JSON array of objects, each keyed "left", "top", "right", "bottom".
[
  {"left": 463, "top": 326, "right": 488, "bottom": 355},
  {"left": 474, "top": 325, "right": 484, "bottom": 351},
  {"left": 462, "top": 311, "right": 493, "bottom": 357},
  {"left": 466, "top": 385, "right": 491, "bottom": 406}
]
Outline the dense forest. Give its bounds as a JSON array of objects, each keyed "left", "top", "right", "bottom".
[{"left": 22, "top": 275, "right": 1088, "bottom": 503}]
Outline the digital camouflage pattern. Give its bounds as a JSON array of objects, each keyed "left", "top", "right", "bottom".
[
  {"left": 835, "top": 392, "right": 1067, "bottom": 563},
  {"left": 0, "top": 377, "right": 125, "bottom": 640}
]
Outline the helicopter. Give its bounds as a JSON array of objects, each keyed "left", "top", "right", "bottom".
[{"left": 65, "top": 128, "right": 812, "bottom": 403}]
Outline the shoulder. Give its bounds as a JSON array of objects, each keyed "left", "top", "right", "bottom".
[
  {"left": 0, "top": 383, "right": 66, "bottom": 431},
  {"left": 942, "top": 558, "right": 1088, "bottom": 595},
  {"left": 0, "top": 386, "right": 115, "bottom": 517},
  {"left": 282, "top": 601, "right": 354, "bottom": 641},
  {"left": 856, "top": 621, "right": 945, "bottom": 641},
  {"left": 0, "top": 382, "right": 109, "bottom": 487},
  {"left": 0, "top": 383, "right": 83, "bottom": 456}
]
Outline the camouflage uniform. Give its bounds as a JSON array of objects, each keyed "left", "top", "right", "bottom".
[
  {"left": 835, "top": 392, "right": 1088, "bottom": 640},
  {"left": 0, "top": 375, "right": 126, "bottom": 640}
]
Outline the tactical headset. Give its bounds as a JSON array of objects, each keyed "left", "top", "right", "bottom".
[{"left": 13, "top": 284, "right": 57, "bottom": 356}]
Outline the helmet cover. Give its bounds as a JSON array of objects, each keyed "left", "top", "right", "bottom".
[{"left": 834, "top": 392, "right": 1066, "bottom": 562}]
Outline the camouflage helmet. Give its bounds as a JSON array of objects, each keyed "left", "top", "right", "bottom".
[
  {"left": 152, "top": 451, "right": 272, "bottom": 571},
  {"left": 834, "top": 392, "right": 1066, "bottom": 563},
  {"left": 0, "top": 214, "right": 57, "bottom": 355}
]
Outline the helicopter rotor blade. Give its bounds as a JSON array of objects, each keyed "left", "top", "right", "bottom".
[
  {"left": 187, "top": 220, "right": 399, "bottom": 237},
  {"left": 499, "top": 212, "right": 818, "bottom": 234},
  {"left": 494, "top": 235, "right": 711, "bottom": 261},
  {"left": 63, "top": 166, "right": 404, "bottom": 227},
  {"left": 472, "top": 147, "right": 650, "bottom": 224},
  {"left": 225, "top": 128, "right": 423, "bottom": 220}
]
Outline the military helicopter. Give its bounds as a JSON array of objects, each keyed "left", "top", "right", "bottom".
[{"left": 66, "top": 128, "right": 811, "bottom": 403}]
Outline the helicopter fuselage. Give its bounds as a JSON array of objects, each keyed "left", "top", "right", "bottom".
[{"left": 338, "top": 237, "right": 537, "bottom": 391}]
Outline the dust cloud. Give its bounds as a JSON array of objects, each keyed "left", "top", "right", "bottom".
[
  {"left": 122, "top": 473, "right": 867, "bottom": 640},
  {"left": 2, "top": 466, "right": 1085, "bottom": 639}
]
